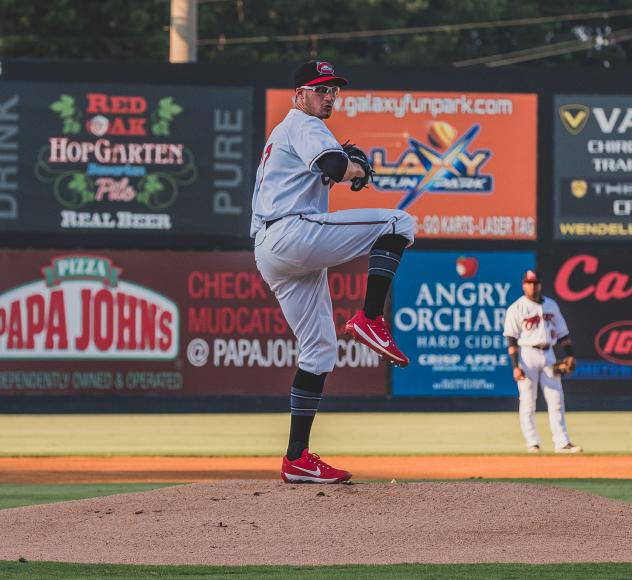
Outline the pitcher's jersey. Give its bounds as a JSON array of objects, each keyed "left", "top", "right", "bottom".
[
  {"left": 250, "top": 108, "right": 344, "bottom": 237},
  {"left": 503, "top": 296, "right": 569, "bottom": 347}
]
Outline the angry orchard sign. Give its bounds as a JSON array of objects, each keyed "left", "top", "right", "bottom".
[{"left": 0, "top": 255, "right": 178, "bottom": 359}]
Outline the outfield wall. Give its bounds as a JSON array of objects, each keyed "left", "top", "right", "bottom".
[{"left": 0, "top": 61, "right": 630, "bottom": 410}]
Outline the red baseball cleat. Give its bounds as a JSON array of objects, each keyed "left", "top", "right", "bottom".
[
  {"left": 281, "top": 449, "right": 352, "bottom": 483},
  {"left": 344, "top": 310, "right": 409, "bottom": 367}
]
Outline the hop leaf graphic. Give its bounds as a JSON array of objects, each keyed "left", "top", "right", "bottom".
[
  {"left": 150, "top": 97, "right": 183, "bottom": 136},
  {"left": 50, "top": 94, "right": 82, "bottom": 134},
  {"left": 50, "top": 95, "right": 76, "bottom": 118},
  {"left": 151, "top": 121, "right": 169, "bottom": 136},
  {"left": 158, "top": 97, "right": 183, "bottom": 120},
  {"left": 68, "top": 173, "right": 94, "bottom": 202},
  {"left": 144, "top": 174, "right": 164, "bottom": 194},
  {"left": 68, "top": 173, "right": 93, "bottom": 202}
]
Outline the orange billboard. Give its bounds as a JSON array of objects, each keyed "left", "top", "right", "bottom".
[{"left": 266, "top": 90, "right": 537, "bottom": 239}]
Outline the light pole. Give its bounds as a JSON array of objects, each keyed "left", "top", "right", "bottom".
[{"left": 170, "top": 0, "right": 198, "bottom": 62}]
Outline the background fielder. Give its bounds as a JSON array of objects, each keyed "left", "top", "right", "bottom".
[
  {"left": 251, "top": 60, "right": 415, "bottom": 483},
  {"left": 503, "top": 270, "right": 582, "bottom": 454}
]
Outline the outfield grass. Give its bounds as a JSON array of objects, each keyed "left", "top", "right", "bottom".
[
  {"left": 512, "top": 478, "right": 632, "bottom": 503},
  {"left": 0, "top": 484, "right": 178, "bottom": 509},
  {"left": 0, "top": 561, "right": 630, "bottom": 579},
  {"left": 1, "top": 412, "right": 630, "bottom": 456},
  {"left": 1, "top": 479, "right": 631, "bottom": 510}
]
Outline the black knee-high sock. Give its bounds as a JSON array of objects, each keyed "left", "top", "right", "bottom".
[
  {"left": 363, "top": 234, "right": 408, "bottom": 319},
  {"left": 287, "top": 368, "right": 328, "bottom": 461}
]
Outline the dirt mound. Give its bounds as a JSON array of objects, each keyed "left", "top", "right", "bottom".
[{"left": 0, "top": 481, "right": 630, "bottom": 565}]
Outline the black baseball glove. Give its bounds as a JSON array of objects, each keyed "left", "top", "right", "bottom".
[
  {"left": 342, "top": 141, "right": 375, "bottom": 192},
  {"left": 553, "top": 356, "right": 576, "bottom": 375}
]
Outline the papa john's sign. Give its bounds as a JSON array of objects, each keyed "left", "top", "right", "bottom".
[
  {"left": 0, "top": 254, "right": 178, "bottom": 359},
  {"left": 0, "top": 250, "right": 386, "bottom": 397}
]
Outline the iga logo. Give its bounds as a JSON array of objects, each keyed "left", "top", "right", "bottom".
[
  {"left": 456, "top": 256, "right": 478, "bottom": 278},
  {"left": 0, "top": 255, "right": 178, "bottom": 359},
  {"left": 370, "top": 123, "right": 492, "bottom": 210},
  {"left": 595, "top": 321, "right": 632, "bottom": 365}
]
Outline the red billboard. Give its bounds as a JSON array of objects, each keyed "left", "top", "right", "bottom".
[
  {"left": 0, "top": 251, "right": 386, "bottom": 396},
  {"left": 542, "top": 252, "right": 632, "bottom": 382}
]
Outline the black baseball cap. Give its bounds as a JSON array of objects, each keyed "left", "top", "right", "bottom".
[
  {"left": 522, "top": 270, "right": 542, "bottom": 283},
  {"left": 294, "top": 61, "right": 348, "bottom": 88}
]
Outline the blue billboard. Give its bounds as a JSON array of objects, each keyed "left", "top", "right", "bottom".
[{"left": 392, "top": 251, "right": 535, "bottom": 397}]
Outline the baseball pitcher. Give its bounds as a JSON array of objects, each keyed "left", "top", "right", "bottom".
[
  {"left": 251, "top": 61, "right": 415, "bottom": 483},
  {"left": 503, "top": 270, "right": 582, "bottom": 453}
]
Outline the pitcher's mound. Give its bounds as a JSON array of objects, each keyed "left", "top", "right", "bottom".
[{"left": 0, "top": 481, "right": 630, "bottom": 565}]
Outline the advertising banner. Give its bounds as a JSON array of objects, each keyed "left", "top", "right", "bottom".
[
  {"left": 541, "top": 251, "right": 632, "bottom": 380},
  {"left": 391, "top": 251, "right": 535, "bottom": 397},
  {"left": 554, "top": 95, "right": 632, "bottom": 239},
  {"left": 266, "top": 90, "right": 537, "bottom": 239},
  {"left": 0, "top": 250, "right": 385, "bottom": 396},
  {"left": 0, "top": 82, "right": 252, "bottom": 236}
]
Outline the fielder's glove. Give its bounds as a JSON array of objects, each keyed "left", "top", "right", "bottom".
[
  {"left": 553, "top": 356, "right": 576, "bottom": 375},
  {"left": 343, "top": 141, "right": 375, "bottom": 192}
]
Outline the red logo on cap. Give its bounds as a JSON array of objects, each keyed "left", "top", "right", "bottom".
[
  {"left": 524, "top": 270, "right": 538, "bottom": 281},
  {"left": 316, "top": 62, "right": 334, "bottom": 75}
]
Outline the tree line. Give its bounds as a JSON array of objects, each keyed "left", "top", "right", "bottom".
[{"left": 2, "top": 0, "right": 632, "bottom": 66}]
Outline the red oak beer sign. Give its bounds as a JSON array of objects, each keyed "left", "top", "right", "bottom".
[
  {"left": 0, "top": 81, "right": 253, "bottom": 237},
  {"left": 0, "top": 255, "right": 178, "bottom": 359}
]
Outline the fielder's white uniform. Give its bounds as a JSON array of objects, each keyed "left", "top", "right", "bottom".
[
  {"left": 252, "top": 109, "right": 415, "bottom": 374},
  {"left": 503, "top": 295, "right": 572, "bottom": 449}
]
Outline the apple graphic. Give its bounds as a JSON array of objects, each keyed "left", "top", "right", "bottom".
[{"left": 456, "top": 256, "right": 478, "bottom": 278}]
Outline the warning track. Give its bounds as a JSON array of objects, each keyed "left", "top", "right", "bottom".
[{"left": 1, "top": 455, "right": 630, "bottom": 483}]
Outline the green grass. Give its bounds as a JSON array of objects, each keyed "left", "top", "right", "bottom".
[
  {"left": 514, "top": 478, "right": 632, "bottom": 503},
  {"left": 0, "top": 483, "right": 179, "bottom": 509},
  {"left": 1, "top": 412, "right": 630, "bottom": 456},
  {"left": 0, "top": 562, "right": 630, "bottom": 579}
]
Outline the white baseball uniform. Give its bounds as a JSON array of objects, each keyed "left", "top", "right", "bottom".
[
  {"left": 503, "top": 295, "right": 572, "bottom": 449},
  {"left": 252, "top": 108, "right": 415, "bottom": 374}
]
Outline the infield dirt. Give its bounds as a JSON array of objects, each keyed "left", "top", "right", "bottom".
[
  {"left": 0, "top": 480, "right": 631, "bottom": 565},
  {"left": 0, "top": 455, "right": 630, "bottom": 483}
]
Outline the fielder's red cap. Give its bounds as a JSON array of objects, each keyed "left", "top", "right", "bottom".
[
  {"left": 522, "top": 270, "right": 542, "bottom": 283},
  {"left": 294, "top": 61, "right": 348, "bottom": 88}
]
